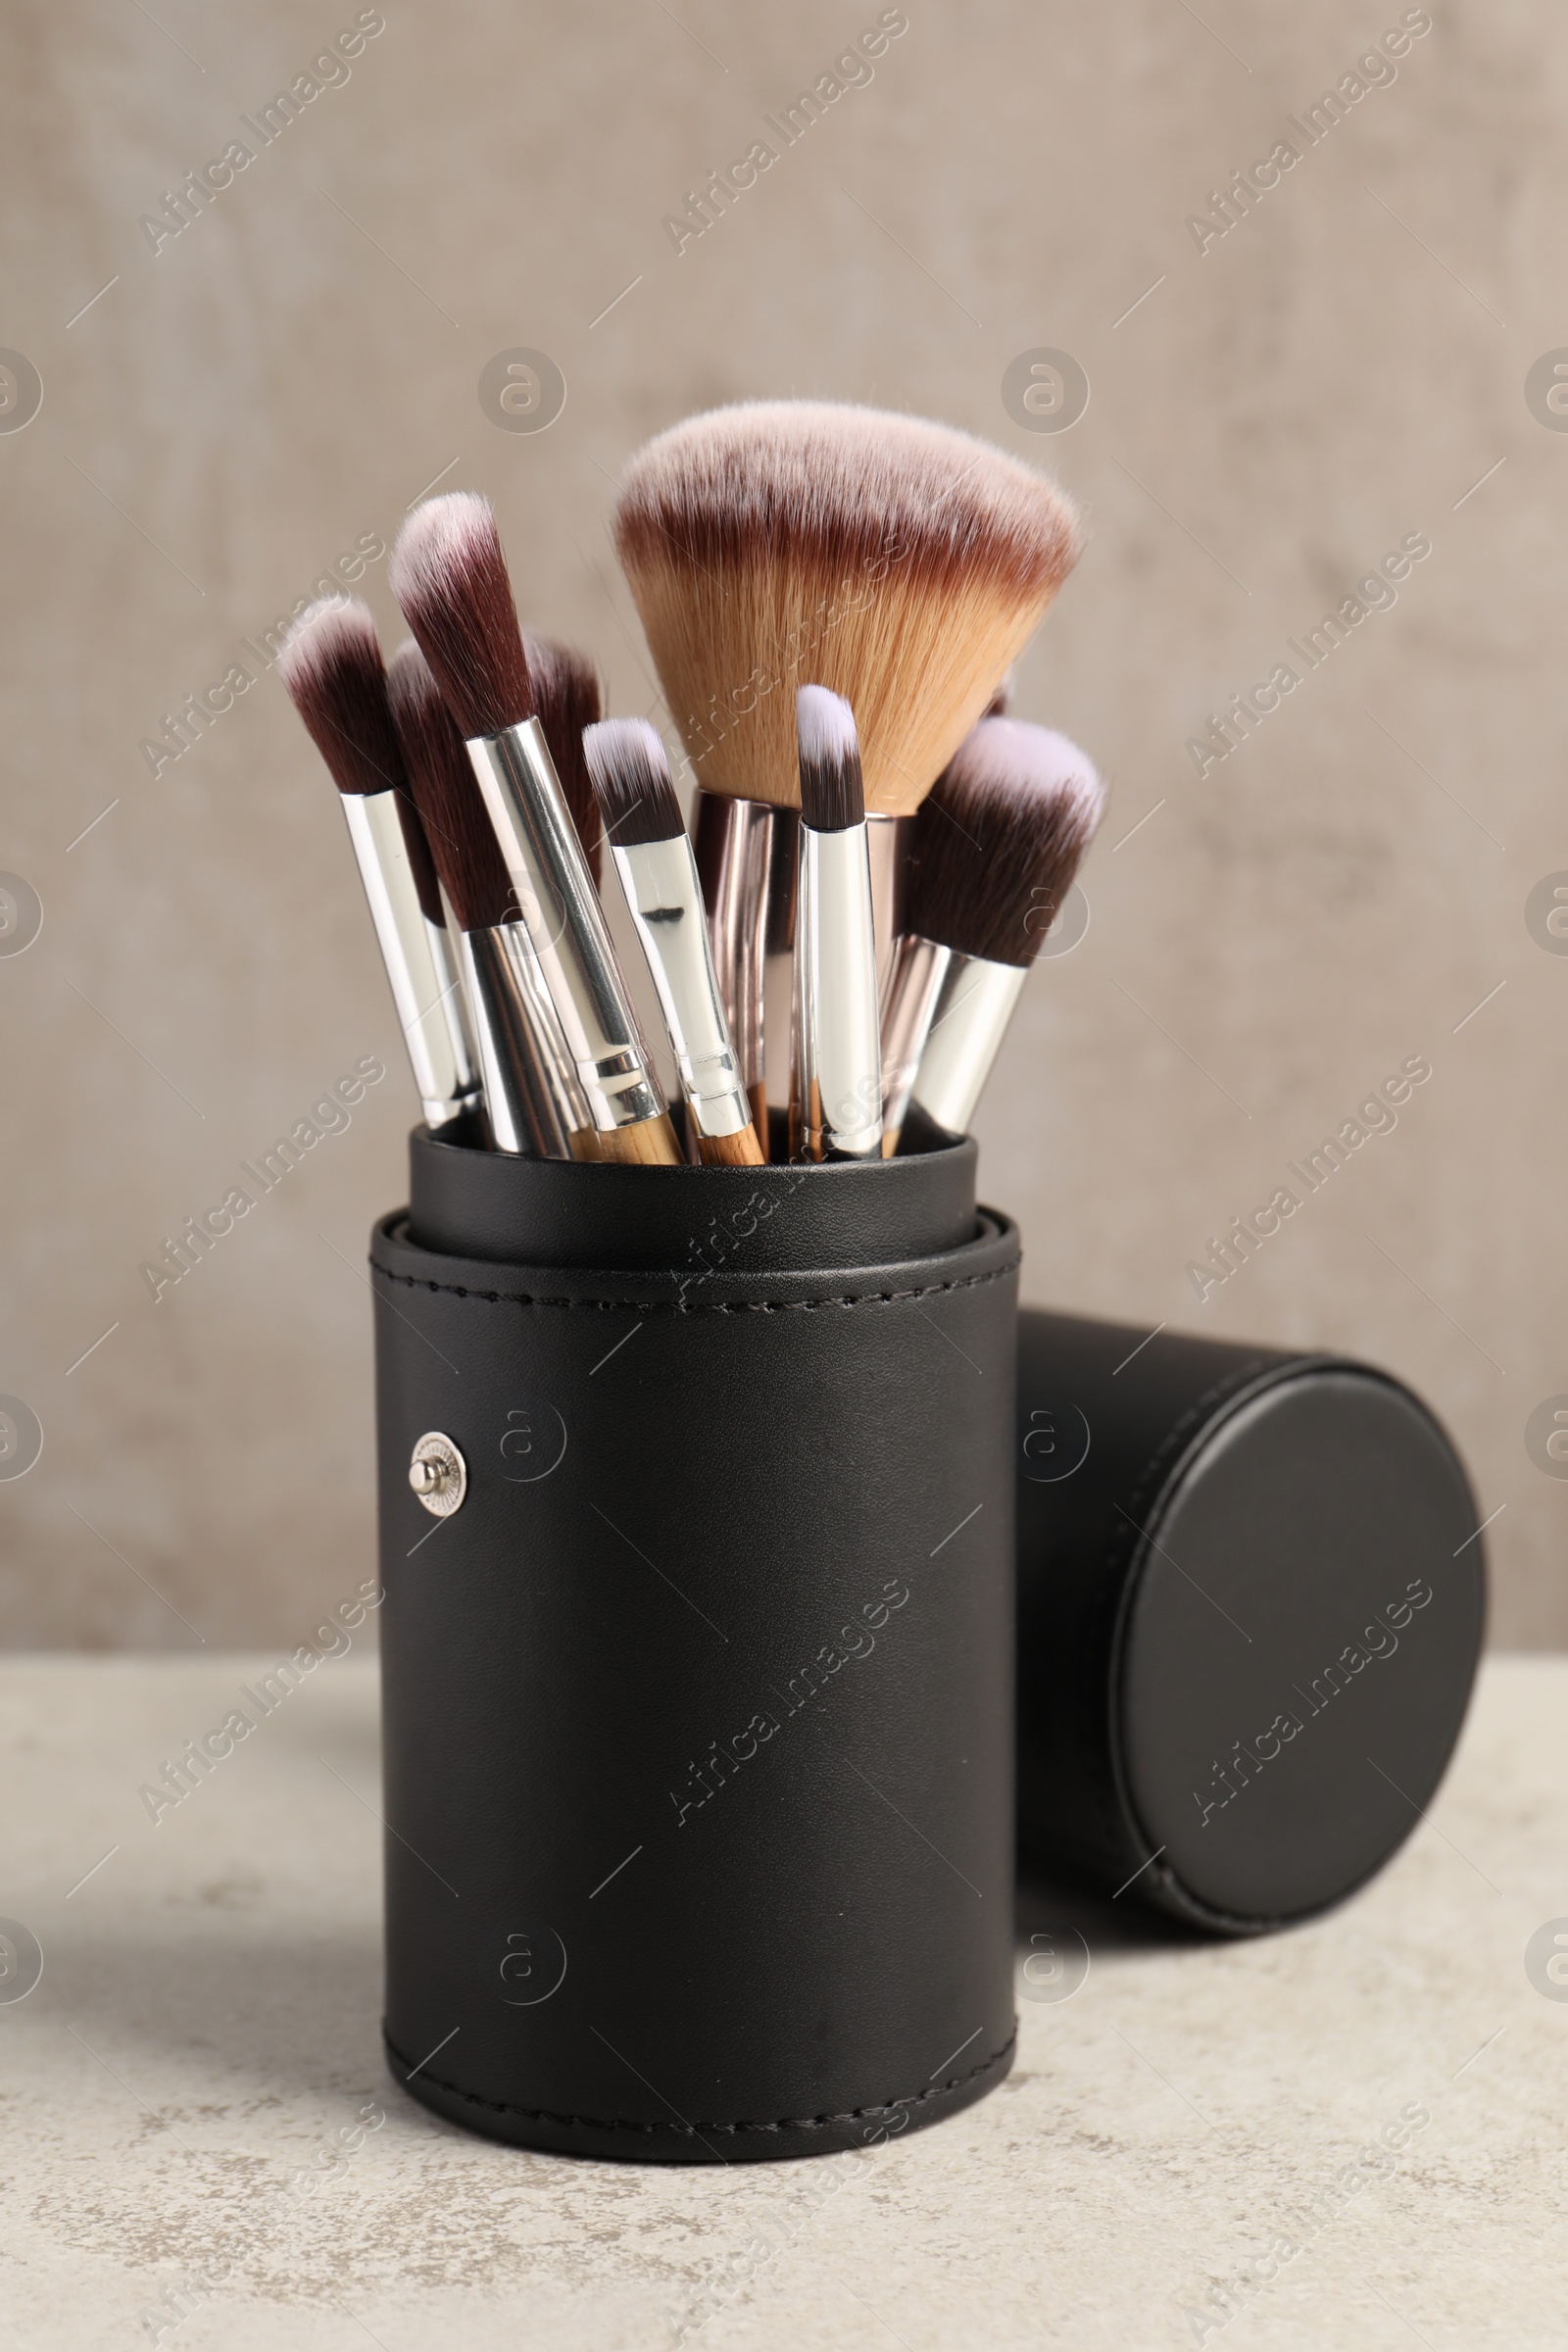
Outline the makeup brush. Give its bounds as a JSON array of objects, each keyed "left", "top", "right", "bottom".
[
  {"left": 278, "top": 599, "right": 480, "bottom": 1133},
  {"left": 386, "top": 641, "right": 592, "bottom": 1158},
  {"left": 523, "top": 629, "right": 604, "bottom": 885},
  {"left": 881, "top": 719, "right": 1105, "bottom": 1151},
  {"left": 614, "top": 402, "right": 1081, "bottom": 1117},
  {"left": 582, "top": 719, "right": 764, "bottom": 1167},
  {"left": 693, "top": 791, "right": 774, "bottom": 1142},
  {"left": 791, "top": 687, "right": 882, "bottom": 1163},
  {"left": 391, "top": 494, "right": 681, "bottom": 1167},
  {"left": 614, "top": 402, "right": 1080, "bottom": 813}
]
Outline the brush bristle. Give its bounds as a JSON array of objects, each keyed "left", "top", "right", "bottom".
[
  {"left": 796, "top": 686, "right": 864, "bottom": 833},
  {"left": 384, "top": 641, "right": 519, "bottom": 934},
  {"left": 390, "top": 493, "right": 534, "bottom": 741},
  {"left": 582, "top": 718, "right": 684, "bottom": 849},
  {"left": 393, "top": 780, "right": 447, "bottom": 927},
  {"left": 278, "top": 598, "right": 405, "bottom": 800},
  {"left": 613, "top": 403, "right": 1082, "bottom": 816},
  {"left": 908, "top": 719, "right": 1105, "bottom": 969},
  {"left": 524, "top": 630, "right": 604, "bottom": 881}
]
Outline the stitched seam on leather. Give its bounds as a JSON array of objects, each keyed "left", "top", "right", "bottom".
[
  {"left": 368, "top": 1254, "right": 1020, "bottom": 1315},
  {"left": 383, "top": 2026, "right": 1015, "bottom": 2136}
]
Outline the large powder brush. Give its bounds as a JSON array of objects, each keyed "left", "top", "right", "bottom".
[{"left": 612, "top": 401, "right": 1082, "bottom": 817}]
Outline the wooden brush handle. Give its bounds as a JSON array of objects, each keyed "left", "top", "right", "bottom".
[
  {"left": 698, "top": 1123, "right": 766, "bottom": 1168},
  {"left": 594, "top": 1112, "right": 685, "bottom": 1166}
]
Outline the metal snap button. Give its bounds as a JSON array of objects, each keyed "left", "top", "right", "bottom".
[{"left": 409, "top": 1431, "right": 466, "bottom": 1517}]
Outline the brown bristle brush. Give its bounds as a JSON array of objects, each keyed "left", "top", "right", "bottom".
[
  {"left": 387, "top": 640, "right": 584, "bottom": 1159},
  {"left": 277, "top": 597, "right": 480, "bottom": 1133},
  {"left": 613, "top": 403, "right": 1080, "bottom": 812},
  {"left": 613, "top": 401, "right": 1082, "bottom": 1122},
  {"left": 582, "top": 717, "right": 764, "bottom": 1166},
  {"left": 390, "top": 493, "right": 680, "bottom": 1165},
  {"left": 523, "top": 629, "right": 604, "bottom": 885},
  {"left": 880, "top": 718, "right": 1105, "bottom": 1151}
]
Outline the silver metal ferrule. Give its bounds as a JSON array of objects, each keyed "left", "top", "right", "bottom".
[
  {"left": 906, "top": 952, "right": 1028, "bottom": 1138},
  {"left": 340, "top": 791, "right": 480, "bottom": 1130},
  {"left": 701, "top": 798, "right": 889, "bottom": 1125},
  {"left": 865, "top": 811, "right": 908, "bottom": 1014},
  {"left": 693, "top": 791, "right": 771, "bottom": 1102},
  {"left": 761, "top": 805, "right": 800, "bottom": 1113},
  {"left": 878, "top": 932, "right": 954, "bottom": 1151},
  {"left": 792, "top": 822, "right": 883, "bottom": 1161},
  {"left": 459, "top": 924, "right": 586, "bottom": 1157},
  {"left": 468, "top": 719, "right": 666, "bottom": 1136},
  {"left": 612, "top": 835, "right": 753, "bottom": 1142}
]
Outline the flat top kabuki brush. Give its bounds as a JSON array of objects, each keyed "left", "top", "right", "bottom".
[
  {"left": 882, "top": 718, "right": 1105, "bottom": 1150},
  {"left": 582, "top": 718, "right": 764, "bottom": 1167},
  {"left": 391, "top": 493, "right": 681, "bottom": 1167},
  {"left": 278, "top": 598, "right": 479, "bottom": 1132},
  {"left": 792, "top": 686, "right": 882, "bottom": 1163},
  {"left": 614, "top": 402, "right": 1082, "bottom": 1121}
]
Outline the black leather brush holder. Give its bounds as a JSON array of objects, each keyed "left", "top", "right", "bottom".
[{"left": 371, "top": 1124, "right": 1020, "bottom": 2161}]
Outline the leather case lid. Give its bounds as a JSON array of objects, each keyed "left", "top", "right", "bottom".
[
  {"left": 1118, "top": 1367, "right": 1486, "bottom": 1923},
  {"left": 1016, "top": 1309, "right": 1486, "bottom": 1932}
]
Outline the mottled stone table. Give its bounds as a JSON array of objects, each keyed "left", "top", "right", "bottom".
[{"left": 1, "top": 1655, "right": 1563, "bottom": 2349}]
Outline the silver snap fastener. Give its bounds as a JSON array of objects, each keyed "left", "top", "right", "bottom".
[{"left": 409, "top": 1431, "right": 466, "bottom": 1517}]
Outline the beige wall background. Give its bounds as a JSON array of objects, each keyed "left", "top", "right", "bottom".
[{"left": 1, "top": 0, "right": 1562, "bottom": 1647}]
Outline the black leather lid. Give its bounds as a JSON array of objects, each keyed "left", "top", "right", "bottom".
[
  {"left": 406, "top": 1111, "right": 979, "bottom": 1272},
  {"left": 1016, "top": 1309, "right": 1487, "bottom": 1932}
]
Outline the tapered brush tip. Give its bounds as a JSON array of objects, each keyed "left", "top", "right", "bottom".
[
  {"left": 385, "top": 638, "right": 519, "bottom": 934},
  {"left": 910, "top": 718, "right": 1105, "bottom": 968},
  {"left": 796, "top": 685, "right": 864, "bottom": 833},
  {"left": 389, "top": 492, "right": 534, "bottom": 741},
  {"left": 582, "top": 718, "right": 684, "bottom": 848},
  {"left": 277, "top": 597, "right": 405, "bottom": 800}
]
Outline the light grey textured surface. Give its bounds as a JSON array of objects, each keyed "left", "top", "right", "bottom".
[
  {"left": 1, "top": 1652, "right": 1563, "bottom": 2347},
  {"left": 0, "top": 1, "right": 1565, "bottom": 1650}
]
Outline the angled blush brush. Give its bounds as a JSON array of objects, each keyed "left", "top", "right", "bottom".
[
  {"left": 792, "top": 687, "right": 882, "bottom": 1162},
  {"left": 391, "top": 494, "right": 681, "bottom": 1167},
  {"left": 881, "top": 719, "right": 1106, "bottom": 1150},
  {"left": 278, "top": 598, "right": 480, "bottom": 1132},
  {"left": 583, "top": 718, "right": 764, "bottom": 1167}
]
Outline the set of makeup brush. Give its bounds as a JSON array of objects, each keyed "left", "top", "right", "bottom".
[{"left": 280, "top": 401, "right": 1106, "bottom": 1168}]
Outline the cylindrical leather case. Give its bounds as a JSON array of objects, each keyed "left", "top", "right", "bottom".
[
  {"left": 372, "top": 1126, "right": 1020, "bottom": 2161},
  {"left": 1015, "top": 1310, "right": 1486, "bottom": 1935}
]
